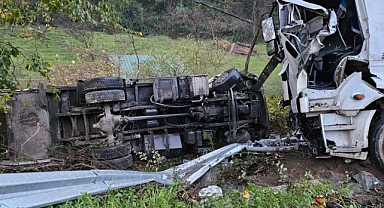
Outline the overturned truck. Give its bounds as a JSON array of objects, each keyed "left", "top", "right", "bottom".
[{"left": 0, "top": 69, "right": 270, "bottom": 169}]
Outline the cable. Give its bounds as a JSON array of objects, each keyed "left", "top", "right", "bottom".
[{"left": 149, "top": 95, "right": 191, "bottom": 108}]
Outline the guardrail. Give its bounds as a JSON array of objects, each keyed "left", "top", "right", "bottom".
[{"left": 0, "top": 143, "right": 246, "bottom": 208}]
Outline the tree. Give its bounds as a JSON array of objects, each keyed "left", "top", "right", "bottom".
[{"left": 0, "top": 0, "right": 135, "bottom": 92}]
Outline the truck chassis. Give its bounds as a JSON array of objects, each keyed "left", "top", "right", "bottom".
[{"left": 0, "top": 69, "right": 270, "bottom": 169}]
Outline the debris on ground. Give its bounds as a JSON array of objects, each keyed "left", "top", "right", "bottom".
[
  {"left": 270, "top": 184, "right": 288, "bottom": 193},
  {"left": 242, "top": 189, "right": 251, "bottom": 198},
  {"left": 314, "top": 195, "right": 326, "bottom": 208},
  {"left": 352, "top": 171, "right": 382, "bottom": 192},
  {"left": 198, "top": 185, "right": 223, "bottom": 204}
]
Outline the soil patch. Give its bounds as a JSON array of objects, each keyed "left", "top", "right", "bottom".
[{"left": 192, "top": 147, "right": 384, "bottom": 206}]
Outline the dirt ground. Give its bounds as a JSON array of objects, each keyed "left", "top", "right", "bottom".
[
  {"left": 191, "top": 147, "right": 384, "bottom": 206},
  {"left": 250, "top": 149, "right": 384, "bottom": 186}
]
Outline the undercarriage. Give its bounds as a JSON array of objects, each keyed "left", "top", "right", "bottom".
[{"left": 0, "top": 68, "right": 270, "bottom": 169}]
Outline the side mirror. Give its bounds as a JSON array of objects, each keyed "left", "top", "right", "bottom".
[
  {"left": 261, "top": 17, "right": 276, "bottom": 42},
  {"left": 266, "top": 40, "right": 278, "bottom": 56}
]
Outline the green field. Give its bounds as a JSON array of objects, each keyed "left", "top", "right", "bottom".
[{"left": 2, "top": 27, "right": 282, "bottom": 96}]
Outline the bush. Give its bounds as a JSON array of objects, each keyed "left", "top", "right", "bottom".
[
  {"left": 266, "top": 95, "right": 290, "bottom": 135},
  {"left": 138, "top": 37, "right": 226, "bottom": 78}
]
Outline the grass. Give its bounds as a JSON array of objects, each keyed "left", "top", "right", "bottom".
[
  {"left": 2, "top": 26, "right": 282, "bottom": 96},
  {"left": 1, "top": 27, "right": 76, "bottom": 80},
  {"left": 53, "top": 174, "right": 370, "bottom": 208},
  {"left": 52, "top": 153, "right": 381, "bottom": 207}
]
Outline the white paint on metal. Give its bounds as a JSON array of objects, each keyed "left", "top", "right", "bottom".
[
  {"left": 300, "top": 72, "right": 383, "bottom": 115},
  {"left": 320, "top": 110, "right": 375, "bottom": 158},
  {"left": 297, "top": 70, "right": 307, "bottom": 94},
  {"left": 277, "top": 0, "right": 328, "bottom": 16},
  {"left": 370, "top": 60, "right": 384, "bottom": 89},
  {"left": 334, "top": 72, "right": 383, "bottom": 115},
  {"left": 299, "top": 97, "right": 309, "bottom": 113},
  {"left": 364, "top": 0, "right": 384, "bottom": 61},
  {"left": 329, "top": 151, "right": 368, "bottom": 160}
]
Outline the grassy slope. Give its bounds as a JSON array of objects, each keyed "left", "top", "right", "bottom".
[
  {"left": 3, "top": 28, "right": 282, "bottom": 96},
  {"left": 2, "top": 28, "right": 76, "bottom": 80}
]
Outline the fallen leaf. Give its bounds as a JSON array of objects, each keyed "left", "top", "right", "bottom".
[
  {"left": 242, "top": 189, "right": 250, "bottom": 199},
  {"left": 315, "top": 195, "right": 326, "bottom": 208}
]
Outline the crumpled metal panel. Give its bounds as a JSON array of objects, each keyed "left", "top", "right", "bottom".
[
  {"left": 277, "top": 0, "right": 328, "bottom": 16},
  {"left": 167, "top": 143, "right": 246, "bottom": 185},
  {"left": 0, "top": 143, "right": 246, "bottom": 208}
]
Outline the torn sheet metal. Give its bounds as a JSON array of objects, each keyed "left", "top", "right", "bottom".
[
  {"left": 277, "top": 0, "right": 329, "bottom": 17},
  {"left": 246, "top": 137, "right": 299, "bottom": 152},
  {"left": 0, "top": 143, "right": 246, "bottom": 208},
  {"left": 166, "top": 143, "right": 247, "bottom": 185}
]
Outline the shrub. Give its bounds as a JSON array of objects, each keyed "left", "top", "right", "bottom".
[{"left": 266, "top": 95, "right": 290, "bottom": 135}]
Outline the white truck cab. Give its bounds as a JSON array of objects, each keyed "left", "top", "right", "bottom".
[{"left": 262, "top": 0, "right": 384, "bottom": 169}]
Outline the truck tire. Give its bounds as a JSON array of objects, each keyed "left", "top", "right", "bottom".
[
  {"left": 212, "top": 68, "right": 241, "bottom": 93},
  {"left": 85, "top": 89, "right": 125, "bottom": 104},
  {"left": 103, "top": 154, "right": 133, "bottom": 170},
  {"left": 369, "top": 118, "right": 384, "bottom": 170},
  {"left": 254, "top": 91, "right": 270, "bottom": 138},
  {"left": 92, "top": 143, "right": 131, "bottom": 160},
  {"left": 84, "top": 77, "right": 124, "bottom": 92}
]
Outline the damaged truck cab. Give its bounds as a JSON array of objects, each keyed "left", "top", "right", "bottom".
[{"left": 263, "top": 0, "right": 384, "bottom": 168}]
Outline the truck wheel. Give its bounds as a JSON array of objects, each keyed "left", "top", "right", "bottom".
[
  {"left": 212, "top": 68, "right": 241, "bottom": 93},
  {"left": 84, "top": 77, "right": 124, "bottom": 92},
  {"left": 85, "top": 89, "right": 125, "bottom": 104},
  {"left": 103, "top": 154, "right": 133, "bottom": 170},
  {"left": 92, "top": 143, "right": 131, "bottom": 160},
  {"left": 369, "top": 118, "right": 384, "bottom": 170}
]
